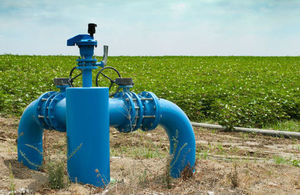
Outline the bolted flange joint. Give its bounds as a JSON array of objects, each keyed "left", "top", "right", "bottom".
[
  {"left": 114, "top": 91, "right": 160, "bottom": 133},
  {"left": 36, "top": 88, "right": 67, "bottom": 132}
]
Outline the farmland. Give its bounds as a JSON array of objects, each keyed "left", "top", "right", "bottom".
[
  {"left": 0, "top": 55, "right": 299, "bottom": 129},
  {"left": 0, "top": 116, "right": 300, "bottom": 194},
  {"left": 0, "top": 55, "right": 300, "bottom": 194}
]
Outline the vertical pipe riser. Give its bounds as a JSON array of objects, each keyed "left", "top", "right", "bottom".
[
  {"left": 66, "top": 87, "right": 110, "bottom": 187},
  {"left": 82, "top": 69, "right": 93, "bottom": 87}
]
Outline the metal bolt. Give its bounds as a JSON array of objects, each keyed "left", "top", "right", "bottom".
[{"left": 38, "top": 115, "right": 44, "bottom": 119}]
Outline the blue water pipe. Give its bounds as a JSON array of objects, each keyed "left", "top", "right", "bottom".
[{"left": 17, "top": 24, "right": 196, "bottom": 187}]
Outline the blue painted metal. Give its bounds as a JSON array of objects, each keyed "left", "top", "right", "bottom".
[
  {"left": 36, "top": 90, "right": 67, "bottom": 132},
  {"left": 18, "top": 100, "right": 44, "bottom": 170},
  {"left": 67, "top": 34, "right": 96, "bottom": 47},
  {"left": 17, "top": 24, "right": 195, "bottom": 188},
  {"left": 109, "top": 98, "right": 128, "bottom": 127},
  {"left": 159, "top": 99, "right": 196, "bottom": 178},
  {"left": 66, "top": 87, "right": 110, "bottom": 187},
  {"left": 17, "top": 88, "right": 195, "bottom": 182},
  {"left": 139, "top": 91, "right": 160, "bottom": 131},
  {"left": 109, "top": 89, "right": 195, "bottom": 177},
  {"left": 67, "top": 34, "right": 98, "bottom": 87}
]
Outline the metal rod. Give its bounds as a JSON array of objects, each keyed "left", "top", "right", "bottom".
[
  {"left": 141, "top": 98, "right": 153, "bottom": 101},
  {"left": 38, "top": 115, "right": 44, "bottom": 119},
  {"left": 143, "top": 115, "right": 156, "bottom": 119}
]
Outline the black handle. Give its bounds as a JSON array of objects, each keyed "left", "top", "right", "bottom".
[{"left": 88, "top": 23, "right": 97, "bottom": 38}]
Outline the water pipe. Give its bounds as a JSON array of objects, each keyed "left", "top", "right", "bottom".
[
  {"left": 17, "top": 24, "right": 196, "bottom": 187},
  {"left": 191, "top": 122, "right": 300, "bottom": 139}
]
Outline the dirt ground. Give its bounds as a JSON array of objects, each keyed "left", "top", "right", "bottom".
[{"left": 0, "top": 116, "right": 300, "bottom": 195}]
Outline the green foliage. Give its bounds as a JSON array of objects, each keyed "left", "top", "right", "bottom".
[
  {"left": 273, "top": 156, "right": 300, "bottom": 167},
  {"left": 9, "top": 162, "right": 15, "bottom": 194},
  {"left": 0, "top": 55, "right": 299, "bottom": 128},
  {"left": 46, "top": 161, "right": 66, "bottom": 189},
  {"left": 264, "top": 120, "right": 300, "bottom": 132}
]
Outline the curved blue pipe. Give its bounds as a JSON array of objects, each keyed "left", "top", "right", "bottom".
[
  {"left": 159, "top": 99, "right": 196, "bottom": 178},
  {"left": 17, "top": 100, "right": 44, "bottom": 170},
  {"left": 18, "top": 93, "right": 195, "bottom": 179}
]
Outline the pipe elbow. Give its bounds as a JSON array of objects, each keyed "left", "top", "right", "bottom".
[
  {"left": 159, "top": 99, "right": 196, "bottom": 178},
  {"left": 17, "top": 100, "right": 44, "bottom": 170}
]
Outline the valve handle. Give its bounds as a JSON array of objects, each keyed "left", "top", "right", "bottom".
[
  {"left": 95, "top": 66, "right": 121, "bottom": 96},
  {"left": 68, "top": 67, "right": 82, "bottom": 87}
]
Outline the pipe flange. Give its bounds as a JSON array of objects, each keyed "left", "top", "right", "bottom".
[
  {"left": 43, "top": 92, "right": 58, "bottom": 129},
  {"left": 130, "top": 92, "right": 144, "bottom": 131},
  {"left": 114, "top": 92, "right": 137, "bottom": 133},
  {"left": 139, "top": 91, "right": 160, "bottom": 131},
  {"left": 48, "top": 92, "right": 66, "bottom": 132},
  {"left": 36, "top": 91, "right": 57, "bottom": 129}
]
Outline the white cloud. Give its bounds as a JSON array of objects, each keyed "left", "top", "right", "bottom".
[
  {"left": 0, "top": 0, "right": 299, "bottom": 56},
  {"left": 170, "top": 2, "right": 187, "bottom": 16}
]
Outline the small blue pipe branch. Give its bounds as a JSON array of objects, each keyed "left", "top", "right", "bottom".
[{"left": 17, "top": 88, "right": 196, "bottom": 182}]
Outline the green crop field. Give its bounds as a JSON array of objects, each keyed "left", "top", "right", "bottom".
[{"left": 0, "top": 55, "right": 299, "bottom": 130}]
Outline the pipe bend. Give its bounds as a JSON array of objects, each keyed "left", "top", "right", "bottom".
[
  {"left": 17, "top": 100, "right": 44, "bottom": 170},
  {"left": 109, "top": 98, "right": 127, "bottom": 128},
  {"left": 158, "top": 98, "right": 196, "bottom": 178}
]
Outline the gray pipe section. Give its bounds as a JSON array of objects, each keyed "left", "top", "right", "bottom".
[{"left": 191, "top": 122, "right": 300, "bottom": 139}]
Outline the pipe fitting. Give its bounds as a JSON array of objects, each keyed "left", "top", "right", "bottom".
[
  {"left": 113, "top": 91, "right": 160, "bottom": 133},
  {"left": 139, "top": 91, "right": 160, "bottom": 131},
  {"left": 36, "top": 91, "right": 66, "bottom": 132}
]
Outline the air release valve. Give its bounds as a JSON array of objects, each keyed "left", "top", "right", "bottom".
[{"left": 88, "top": 23, "right": 97, "bottom": 38}]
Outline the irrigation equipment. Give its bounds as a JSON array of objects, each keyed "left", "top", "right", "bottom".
[{"left": 17, "top": 24, "right": 196, "bottom": 187}]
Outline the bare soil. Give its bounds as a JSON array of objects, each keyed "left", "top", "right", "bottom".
[{"left": 0, "top": 116, "right": 300, "bottom": 195}]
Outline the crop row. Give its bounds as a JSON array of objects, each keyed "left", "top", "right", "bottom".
[{"left": 0, "top": 55, "right": 299, "bottom": 128}]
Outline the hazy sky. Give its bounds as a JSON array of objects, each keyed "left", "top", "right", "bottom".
[{"left": 0, "top": 0, "right": 299, "bottom": 56}]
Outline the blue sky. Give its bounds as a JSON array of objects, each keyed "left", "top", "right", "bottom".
[{"left": 0, "top": 0, "right": 299, "bottom": 56}]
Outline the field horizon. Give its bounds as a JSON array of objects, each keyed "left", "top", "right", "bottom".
[{"left": 0, "top": 55, "right": 299, "bottom": 130}]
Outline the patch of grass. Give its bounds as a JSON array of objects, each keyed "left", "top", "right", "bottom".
[
  {"left": 273, "top": 155, "right": 300, "bottom": 167},
  {"left": 273, "top": 156, "right": 286, "bottom": 164},
  {"left": 164, "top": 155, "right": 172, "bottom": 189},
  {"left": 264, "top": 120, "right": 300, "bottom": 132},
  {"left": 46, "top": 161, "right": 67, "bottom": 189},
  {"left": 132, "top": 147, "right": 163, "bottom": 159},
  {"left": 138, "top": 169, "right": 150, "bottom": 188},
  {"left": 216, "top": 144, "right": 225, "bottom": 155},
  {"left": 229, "top": 163, "right": 239, "bottom": 188},
  {"left": 9, "top": 163, "right": 15, "bottom": 195},
  {"left": 111, "top": 145, "right": 166, "bottom": 159},
  {"left": 198, "top": 150, "right": 209, "bottom": 160}
]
